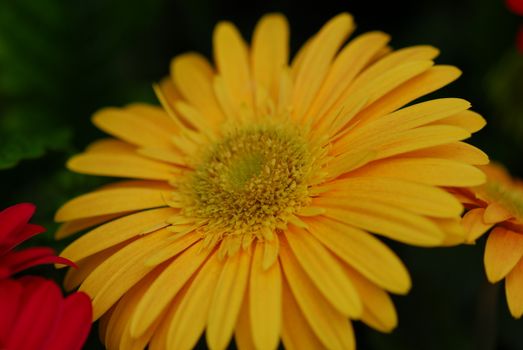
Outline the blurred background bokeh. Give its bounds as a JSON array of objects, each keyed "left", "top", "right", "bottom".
[{"left": 0, "top": 0, "right": 522, "bottom": 349}]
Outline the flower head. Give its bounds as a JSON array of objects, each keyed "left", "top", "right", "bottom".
[
  {"left": 0, "top": 203, "right": 73, "bottom": 278},
  {"left": 457, "top": 163, "right": 523, "bottom": 318},
  {"left": 0, "top": 276, "right": 92, "bottom": 350},
  {"left": 56, "top": 13, "right": 487, "bottom": 350}
]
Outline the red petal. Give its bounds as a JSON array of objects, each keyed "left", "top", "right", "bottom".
[
  {"left": 0, "top": 279, "right": 23, "bottom": 343},
  {"left": 5, "top": 278, "right": 62, "bottom": 350},
  {"left": 507, "top": 0, "right": 523, "bottom": 15},
  {"left": 0, "top": 247, "right": 76, "bottom": 277},
  {"left": 43, "top": 292, "right": 93, "bottom": 350},
  {"left": 0, "top": 203, "right": 35, "bottom": 243},
  {"left": 0, "top": 223, "right": 46, "bottom": 255}
]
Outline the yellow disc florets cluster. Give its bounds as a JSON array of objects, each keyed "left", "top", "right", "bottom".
[{"left": 176, "top": 122, "right": 318, "bottom": 245}]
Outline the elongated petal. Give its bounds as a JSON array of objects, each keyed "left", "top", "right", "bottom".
[
  {"left": 305, "top": 217, "right": 410, "bottom": 294},
  {"left": 213, "top": 22, "right": 253, "bottom": 111},
  {"left": 167, "top": 252, "right": 222, "bottom": 350},
  {"left": 252, "top": 13, "right": 289, "bottom": 103},
  {"left": 55, "top": 187, "right": 170, "bottom": 222},
  {"left": 0, "top": 203, "right": 35, "bottom": 242},
  {"left": 281, "top": 277, "right": 325, "bottom": 350},
  {"left": 292, "top": 13, "right": 354, "bottom": 121},
  {"left": 322, "top": 177, "right": 463, "bottom": 218},
  {"left": 171, "top": 53, "right": 224, "bottom": 126},
  {"left": 506, "top": 258, "right": 523, "bottom": 318},
  {"left": 207, "top": 250, "right": 251, "bottom": 350},
  {"left": 435, "top": 110, "right": 486, "bottom": 133},
  {"left": 55, "top": 212, "right": 127, "bottom": 240},
  {"left": 344, "top": 266, "right": 397, "bottom": 332},
  {"left": 80, "top": 229, "right": 172, "bottom": 320},
  {"left": 249, "top": 243, "right": 282, "bottom": 350},
  {"left": 307, "top": 31, "right": 390, "bottom": 123},
  {"left": 462, "top": 208, "right": 493, "bottom": 243},
  {"left": 400, "top": 142, "right": 489, "bottom": 165},
  {"left": 484, "top": 227, "right": 523, "bottom": 282},
  {"left": 130, "top": 243, "right": 210, "bottom": 337},
  {"left": 315, "top": 196, "right": 444, "bottom": 246},
  {"left": 279, "top": 243, "right": 355, "bottom": 349},
  {"left": 60, "top": 208, "right": 175, "bottom": 263},
  {"left": 93, "top": 107, "right": 176, "bottom": 148},
  {"left": 352, "top": 65, "right": 461, "bottom": 125},
  {"left": 284, "top": 227, "right": 362, "bottom": 317},
  {"left": 68, "top": 153, "right": 175, "bottom": 180},
  {"left": 349, "top": 157, "right": 486, "bottom": 187}
]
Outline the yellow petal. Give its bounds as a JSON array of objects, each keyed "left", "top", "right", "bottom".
[
  {"left": 92, "top": 107, "right": 175, "bottom": 148},
  {"left": 292, "top": 13, "right": 355, "bottom": 122},
  {"left": 484, "top": 227, "right": 523, "bottom": 282},
  {"left": 235, "top": 291, "right": 256, "bottom": 350},
  {"left": 280, "top": 277, "right": 325, "bottom": 350},
  {"left": 284, "top": 227, "right": 362, "bottom": 317},
  {"left": 435, "top": 110, "right": 486, "bottom": 133},
  {"left": 315, "top": 196, "right": 444, "bottom": 246},
  {"left": 352, "top": 65, "right": 461, "bottom": 126},
  {"left": 344, "top": 266, "right": 398, "bottom": 332},
  {"left": 60, "top": 208, "right": 176, "bottom": 263},
  {"left": 171, "top": 53, "right": 224, "bottom": 126},
  {"left": 130, "top": 243, "right": 210, "bottom": 337},
  {"left": 144, "top": 232, "right": 201, "bottom": 266},
  {"left": 148, "top": 283, "right": 190, "bottom": 350},
  {"left": 323, "top": 177, "right": 463, "bottom": 218},
  {"left": 105, "top": 269, "right": 164, "bottom": 350},
  {"left": 167, "top": 252, "right": 222, "bottom": 350},
  {"left": 506, "top": 257, "right": 523, "bottom": 318},
  {"left": 86, "top": 138, "right": 136, "bottom": 154},
  {"left": 432, "top": 217, "right": 466, "bottom": 246},
  {"left": 368, "top": 125, "right": 470, "bottom": 160},
  {"left": 354, "top": 45, "right": 440, "bottom": 89},
  {"left": 335, "top": 98, "right": 471, "bottom": 154},
  {"left": 55, "top": 212, "right": 126, "bottom": 239},
  {"left": 305, "top": 217, "right": 410, "bottom": 294},
  {"left": 137, "top": 147, "right": 187, "bottom": 166},
  {"left": 462, "top": 208, "right": 493, "bottom": 243},
  {"left": 207, "top": 250, "right": 251, "bottom": 350},
  {"left": 400, "top": 142, "right": 489, "bottom": 165},
  {"left": 55, "top": 187, "right": 169, "bottom": 222},
  {"left": 68, "top": 152, "right": 175, "bottom": 181},
  {"left": 248, "top": 243, "right": 282, "bottom": 350},
  {"left": 279, "top": 243, "right": 355, "bottom": 349},
  {"left": 306, "top": 31, "right": 390, "bottom": 123},
  {"left": 213, "top": 21, "right": 253, "bottom": 112},
  {"left": 252, "top": 13, "right": 289, "bottom": 104},
  {"left": 327, "top": 60, "right": 435, "bottom": 135},
  {"left": 483, "top": 202, "right": 513, "bottom": 224},
  {"left": 80, "top": 229, "right": 172, "bottom": 320},
  {"left": 349, "top": 157, "right": 486, "bottom": 187},
  {"left": 64, "top": 244, "right": 123, "bottom": 291}
]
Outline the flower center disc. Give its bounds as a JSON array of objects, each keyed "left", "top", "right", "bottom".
[{"left": 178, "top": 123, "right": 314, "bottom": 242}]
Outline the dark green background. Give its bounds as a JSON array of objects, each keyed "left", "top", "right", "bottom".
[{"left": 1, "top": 0, "right": 522, "bottom": 349}]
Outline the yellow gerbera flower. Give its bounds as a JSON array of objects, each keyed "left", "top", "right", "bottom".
[
  {"left": 456, "top": 163, "right": 523, "bottom": 318},
  {"left": 55, "top": 13, "right": 488, "bottom": 350}
]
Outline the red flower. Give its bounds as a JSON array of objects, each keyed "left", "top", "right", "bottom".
[
  {"left": 0, "top": 203, "right": 73, "bottom": 278},
  {"left": 0, "top": 276, "right": 92, "bottom": 350},
  {"left": 518, "top": 25, "right": 523, "bottom": 52},
  {"left": 507, "top": 0, "right": 523, "bottom": 16}
]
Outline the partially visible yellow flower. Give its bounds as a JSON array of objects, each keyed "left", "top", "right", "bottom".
[
  {"left": 55, "top": 13, "right": 487, "bottom": 350},
  {"left": 456, "top": 164, "right": 523, "bottom": 318}
]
